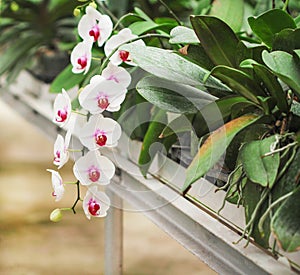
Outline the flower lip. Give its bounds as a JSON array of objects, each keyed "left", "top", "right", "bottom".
[
  {"left": 88, "top": 166, "right": 100, "bottom": 182},
  {"left": 89, "top": 25, "right": 100, "bottom": 41},
  {"left": 88, "top": 198, "right": 101, "bottom": 216},
  {"left": 83, "top": 186, "right": 110, "bottom": 219}
]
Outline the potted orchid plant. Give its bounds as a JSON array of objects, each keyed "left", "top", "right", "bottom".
[
  {"left": 0, "top": 0, "right": 78, "bottom": 84},
  {"left": 47, "top": 0, "right": 300, "bottom": 265}
]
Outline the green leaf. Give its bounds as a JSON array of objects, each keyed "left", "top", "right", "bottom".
[
  {"left": 169, "top": 26, "right": 199, "bottom": 44},
  {"left": 160, "top": 114, "right": 194, "bottom": 138},
  {"left": 211, "top": 65, "right": 266, "bottom": 104},
  {"left": 273, "top": 28, "right": 300, "bottom": 53},
  {"left": 240, "top": 135, "right": 280, "bottom": 188},
  {"left": 0, "top": 36, "right": 40, "bottom": 76},
  {"left": 271, "top": 187, "right": 300, "bottom": 252},
  {"left": 121, "top": 44, "right": 230, "bottom": 92},
  {"left": 262, "top": 50, "right": 300, "bottom": 98},
  {"left": 190, "top": 15, "right": 240, "bottom": 67},
  {"left": 192, "top": 96, "right": 252, "bottom": 138},
  {"left": 252, "top": 64, "right": 288, "bottom": 113},
  {"left": 136, "top": 76, "right": 217, "bottom": 114},
  {"left": 134, "top": 7, "right": 152, "bottom": 22},
  {"left": 114, "top": 89, "right": 152, "bottom": 141},
  {"left": 248, "top": 9, "right": 297, "bottom": 47},
  {"left": 49, "top": 64, "right": 86, "bottom": 93},
  {"left": 138, "top": 109, "right": 177, "bottom": 177},
  {"left": 183, "top": 44, "right": 215, "bottom": 71},
  {"left": 243, "top": 181, "right": 270, "bottom": 248},
  {"left": 209, "top": 0, "right": 244, "bottom": 32},
  {"left": 129, "top": 21, "right": 172, "bottom": 36},
  {"left": 183, "top": 114, "right": 260, "bottom": 193}
]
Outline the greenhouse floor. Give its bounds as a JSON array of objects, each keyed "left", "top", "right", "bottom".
[{"left": 0, "top": 100, "right": 215, "bottom": 275}]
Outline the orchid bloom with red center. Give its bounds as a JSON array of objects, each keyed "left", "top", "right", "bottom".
[
  {"left": 79, "top": 114, "right": 122, "bottom": 150},
  {"left": 53, "top": 89, "right": 72, "bottom": 127},
  {"left": 78, "top": 6, "right": 113, "bottom": 47},
  {"left": 53, "top": 130, "right": 71, "bottom": 169},
  {"left": 78, "top": 74, "right": 127, "bottom": 114},
  {"left": 46, "top": 169, "right": 65, "bottom": 202},
  {"left": 70, "top": 40, "right": 93, "bottom": 74},
  {"left": 104, "top": 28, "right": 145, "bottom": 66},
  {"left": 73, "top": 150, "right": 115, "bottom": 186},
  {"left": 83, "top": 186, "right": 110, "bottom": 219}
]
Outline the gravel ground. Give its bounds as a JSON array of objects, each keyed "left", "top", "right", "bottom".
[{"left": 0, "top": 99, "right": 216, "bottom": 275}]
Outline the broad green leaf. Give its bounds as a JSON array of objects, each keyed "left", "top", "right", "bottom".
[
  {"left": 240, "top": 135, "right": 280, "bottom": 188},
  {"left": 160, "top": 114, "right": 194, "bottom": 138},
  {"left": 138, "top": 109, "right": 177, "bottom": 177},
  {"left": 121, "top": 44, "right": 230, "bottom": 92},
  {"left": 273, "top": 28, "right": 300, "bottom": 53},
  {"left": 225, "top": 124, "right": 270, "bottom": 170},
  {"left": 192, "top": 96, "right": 252, "bottom": 138},
  {"left": 114, "top": 89, "right": 152, "bottom": 141},
  {"left": 49, "top": 64, "right": 86, "bottom": 93},
  {"left": 183, "top": 44, "right": 215, "bottom": 71},
  {"left": 252, "top": 64, "right": 288, "bottom": 113},
  {"left": 271, "top": 187, "right": 300, "bottom": 252},
  {"left": 129, "top": 21, "right": 172, "bottom": 36},
  {"left": 169, "top": 26, "right": 199, "bottom": 44},
  {"left": 248, "top": 9, "right": 297, "bottom": 47},
  {"left": 209, "top": 0, "right": 244, "bottom": 32},
  {"left": 190, "top": 15, "right": 240, "bottom": 67},
  {"left": 183, "top": 114, "right": 260, "bottom": 193},
  {"left": 262, "top": 50, "right": 300, "bottom": 98},
  {"left": 136, "top": 76, "right": 217, "bottom": 114},
  {"left": 134, "top": 7, "right": 152, "bottom": 22},
  {"left": 0, "top": 36, "right": 41, "bottom": 76},
  {"left": 243, "top": 181, "right": 270, "bottom": 248},
  {"left": 211, "top": 65, "right": 266, "bottom": 104}
]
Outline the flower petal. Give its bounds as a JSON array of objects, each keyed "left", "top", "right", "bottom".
[{"left": 73, "top": 150, "right": 115, "bottom": 186}]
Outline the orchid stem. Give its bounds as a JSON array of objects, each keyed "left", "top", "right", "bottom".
[
  {"left": 72, "top": 110, "right": 87, "bottom": 117},
  {"left": 68, "top": 149, "right": 83, "bottom": 153},
  {"left": 282, "top": 0, "right": 289, "bottom": 11},
  {"left": 70, "top": 181, "right": 81, "bottom": 214},
  {"left": 157, "top": 0, "right": 182, "bottom": 25},
  {"left": 112, "top": 13, "right": 145, "bottom": 32}
]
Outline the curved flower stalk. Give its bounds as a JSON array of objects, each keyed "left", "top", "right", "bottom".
[{"left": 47, "top": 2, "right": 155, "bottom": 221}]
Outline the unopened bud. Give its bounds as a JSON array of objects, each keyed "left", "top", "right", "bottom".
[
  {"left": 73, "top": 8, "right": 81, "bottom": 17},
  {"left": 50, "top": 208, "right": 63, "bottom": 222},
  {"left": 89, "top": 2, "right": 97, "bottom": 9},
  {"left": 10, "top": 1, "right": 19, "bottom": 11}
]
